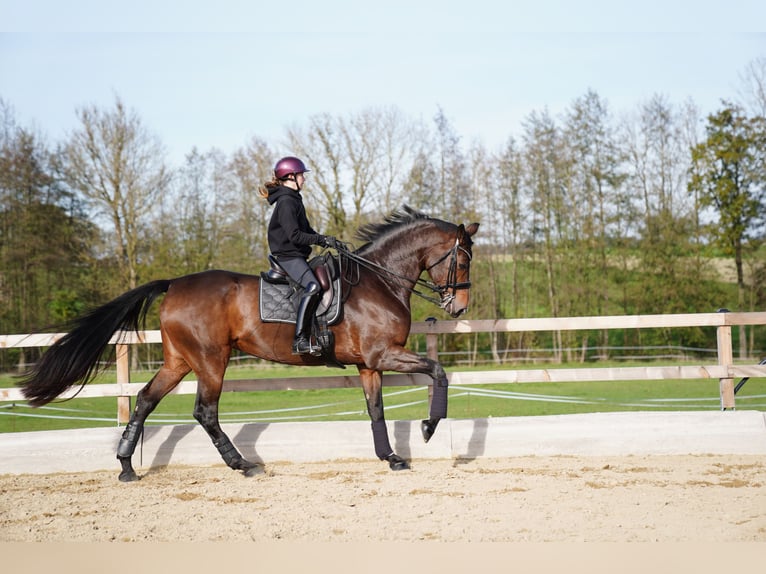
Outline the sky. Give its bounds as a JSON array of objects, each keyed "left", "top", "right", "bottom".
[{"left": 1, "top": 1, "right": 765, "bottom": 166}]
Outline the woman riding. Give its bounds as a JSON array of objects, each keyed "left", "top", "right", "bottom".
[{"left": 261, "top": 156, "right": 338, "bottom": 355}]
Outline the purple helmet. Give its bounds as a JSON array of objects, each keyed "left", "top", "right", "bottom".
[{"left": 274, "top": 156, "right": 309, "bottom": 180}]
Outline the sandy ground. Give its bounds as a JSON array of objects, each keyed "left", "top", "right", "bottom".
[{"left": 1, "top": 454, "right": 765, "bottom": 543}]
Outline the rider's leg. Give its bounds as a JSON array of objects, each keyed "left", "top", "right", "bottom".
[
  {"left": 292, "top": 281, "right": 322, "bottom": 355},
  {"left": 276, "top": 257, "right": 323, "bottom": 355}
]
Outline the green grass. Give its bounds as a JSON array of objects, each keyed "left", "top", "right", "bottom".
[{"left": 2, "top": 362, "right": 764, "bottom": 433}]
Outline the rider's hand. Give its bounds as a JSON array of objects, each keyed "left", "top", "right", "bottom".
[{"left": 321, "top": 235, "right": 340, "bottom": 250}]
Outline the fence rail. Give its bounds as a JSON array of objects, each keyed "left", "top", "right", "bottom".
[{"left": 2, "top": 311, "right": 766, "bottom": 423}]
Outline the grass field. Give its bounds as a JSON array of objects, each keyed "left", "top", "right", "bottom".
[{"left": 2, "top": 361, "right": 765, "bottom": 433}]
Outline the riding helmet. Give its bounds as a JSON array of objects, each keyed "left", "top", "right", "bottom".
[{"left": 274, "top": 156, "right": 310, "bottom": 180}]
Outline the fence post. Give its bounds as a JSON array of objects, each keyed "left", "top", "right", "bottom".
[
  {"left": 116, "top": 344, "right": 131, "bottom": 424},
  {"left": 716, "top": 310, "right": 735, "bottom": 410}
]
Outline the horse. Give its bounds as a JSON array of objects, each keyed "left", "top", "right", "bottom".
[{"left": 20, "top": 206, "right": 479, "bottom": 481}]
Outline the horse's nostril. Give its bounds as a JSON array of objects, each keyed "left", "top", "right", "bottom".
[{"left": 452, "top": 307, "right": 467, "bottom": 318}]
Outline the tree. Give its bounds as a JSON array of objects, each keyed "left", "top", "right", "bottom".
[
  {"left": 226, "top": 137, "right": 275, "bottom": 271},
  {"left": 401, "top": 149, "right": 439, "bottom": 212},
  {"left": 563, "top": 89, "right": 625, "bottom": 355},
  {"left": 689, "top": 103, "right": 766, "bottom": 315},
  {"left": 496, "top": 136, "right": 525, "bottom": 320},
  {"left": 57, "top": 96, "right": 170, "bottom": 289},
  {"left": 370, "top": 106, "right": 424, "bottom": 215},
  {"left": 340, "top": 106, "right": 425, "bottom": 228},
  {"left": 0, "top": 101, "right": 96, "bottom": 376},
  {"left": 150, "top": 147, "right": 227, "bottom": 275},
  {"left": 621, "top": 94, "right": 706, "bottom": 325},
  {"left": 287, "top": 113, "right": 346, "bottom": 237},
  {"left": 339, "top": 109, "right": 380, "bottom": 230},
  {"left": 522, "top": 108, "right": 567, "bottom": 360},
  {"left": 433, "top": 107, "right": 470, "bottom": 221},
  {"left": 736, "top": 57, "right": 766, "bottom": 354},
  {"left": 738, "top": 56, "right": 766, "bottom": 119},
  {"left": 477, "top": 136, "right": 525, "bottom": 361}
]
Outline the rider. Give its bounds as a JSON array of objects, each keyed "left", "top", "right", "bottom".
[{"left": 261, "top": 156, "right": 339, "bottom": 355}]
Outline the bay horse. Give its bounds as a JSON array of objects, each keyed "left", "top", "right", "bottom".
[{"left": 20, "top": 206, "right": 479, "bottom": 481}]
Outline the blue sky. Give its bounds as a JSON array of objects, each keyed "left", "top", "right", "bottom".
[{"left": 1, "top": 1, "right": 765, "bottom": 164}]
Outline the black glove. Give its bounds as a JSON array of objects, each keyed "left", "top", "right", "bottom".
[{"left": 321, "top": 235, "right": 340, "bottom": 250}]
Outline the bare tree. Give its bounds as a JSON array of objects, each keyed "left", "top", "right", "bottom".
[
  {"left": 371, "top": 107, "right": 425, "bottom": 214},
  {"left": 58, "top": 96, "right": 169, "bottom": 289},
  {"left": 738, "top": 56, "right": 766, "bottom": 119},
  {"left": 227, "top": 136, "right": 274, "bottom": 270},
  {"left": 287, "top": 113, "right": 346, "bottom": 237},
  {"left": 621, "top": 95, "right": 698, "bottom": 283},
  {"left": 339, "top": 110, "right": 379, "bottom": 229},
  {"left": 0, "top": 98, "right": 15, "bottom": 142},
  {"left": 433, "top": 107, "right": 469, "bottom": 220},
  {"left": 173, "top": 147, "right": 227, "bottom": 272}
]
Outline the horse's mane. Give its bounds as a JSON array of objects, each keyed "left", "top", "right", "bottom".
[{"left": 355, "top": 205, "right": 442, "bottom": 247}]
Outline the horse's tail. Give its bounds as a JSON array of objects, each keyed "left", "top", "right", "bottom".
[{"left": 20, "top": 279, "right": 172, "bottom": 407}]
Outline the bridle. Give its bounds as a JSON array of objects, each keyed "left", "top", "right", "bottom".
[
  {"left": 338, "top": 234, "right": 472, "bottom": 310},
  {"left": 422, "top": 238, "right": 473, "bottom": 310}
]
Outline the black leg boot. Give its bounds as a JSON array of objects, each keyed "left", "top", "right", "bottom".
[{"left": 292, "top": 281, "right": 322, "bottom": 355}]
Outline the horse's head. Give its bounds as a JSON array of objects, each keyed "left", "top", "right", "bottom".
[
  {"left": 353, "top": 207, "right": 480, "bottom": 317},
  {"left": 424, "top": 220, "right": 480, "bottom": 318}
]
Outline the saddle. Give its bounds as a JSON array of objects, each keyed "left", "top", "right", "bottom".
[{"left": 259, "top": 254, "right": 342, "bottom": 325}]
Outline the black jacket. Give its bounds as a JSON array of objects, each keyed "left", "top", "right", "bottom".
[{"left": 267, "top": 186, "right": 323, "bottom": 259}]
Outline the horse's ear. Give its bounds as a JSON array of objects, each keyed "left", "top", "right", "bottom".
[
  {"left": 457, "top": 222, "right": 479, "bottom": 240},
  {"left": 465, "top": 222, "right": 480, "bottom": 237}
]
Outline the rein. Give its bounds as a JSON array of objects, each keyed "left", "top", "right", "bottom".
[{"left": 337, "top": 236, "right": 472, "bottom": 310}]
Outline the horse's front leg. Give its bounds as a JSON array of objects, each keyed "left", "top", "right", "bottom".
[
  {"left": 358, "top": 368, "right": 409, "bottom": 470},
  {"left": 420, "top": 360, "right": 448, "bottom": 443},
  {"left": 370, "top": 346, "right": 449, "bottom": 444}
]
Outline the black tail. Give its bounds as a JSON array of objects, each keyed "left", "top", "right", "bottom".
[{"left": 20, "top": 280, "right": 172, "bottom": 407}]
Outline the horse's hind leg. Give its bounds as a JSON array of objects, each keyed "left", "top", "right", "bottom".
[
  {"left": 192, "top": 377, "right": 263, "bottom": 478},
  {"left": 117, "top": 363, "right": 190, "bottom": 482}
]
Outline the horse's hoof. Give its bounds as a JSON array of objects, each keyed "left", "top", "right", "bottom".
[
  {"left": 386, "top": 454, "right": 410, "bottom": 471},
  {"left": 118, "top": 470, "right": 140, "bottom": 483},
  {"left": 243, "top": 464, "right": 265, "bottom": 478},
  {"left": 421, "top": 419, "right": 436, "bottom": 443}
]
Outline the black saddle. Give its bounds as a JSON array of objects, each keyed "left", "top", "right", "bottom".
[
  {"left": 259, "top": 254, "right": 342, "bottom": 325},
  {"left": 261, "top": 254, "right": 334, "bottom": 293},
  {"left": 261, "top": 254, "right": 290, "bottom": 284}
]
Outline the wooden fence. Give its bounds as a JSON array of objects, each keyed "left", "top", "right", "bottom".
[{"left": 2, "top": 311, "right": 766, "bottom": 424}]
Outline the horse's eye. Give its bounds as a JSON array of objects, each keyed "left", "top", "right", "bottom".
[{"left": 458, "top": 264, "right": 469, "bottom": 271}]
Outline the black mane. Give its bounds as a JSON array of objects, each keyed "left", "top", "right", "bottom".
[{"left": 355, "top": 205, "right": 433, "bottom": 245}]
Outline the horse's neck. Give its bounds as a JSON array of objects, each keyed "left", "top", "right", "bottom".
[{"left": 363, "top": 239, "right": 424, "bottom": 280}]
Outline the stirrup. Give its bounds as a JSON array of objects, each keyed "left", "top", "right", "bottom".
[{"left": 292, "top": 336, "right": 321, "bottom": 356}]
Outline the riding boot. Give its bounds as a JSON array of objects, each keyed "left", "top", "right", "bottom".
[{"left": 292, "top": 282, "right": 322, "bottom": 355}]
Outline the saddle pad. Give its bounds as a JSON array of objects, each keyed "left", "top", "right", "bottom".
[{"left": 259, "top": 277, "right": 342, "bottom": 325}]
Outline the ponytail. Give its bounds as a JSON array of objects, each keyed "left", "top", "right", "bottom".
[{"left": 259, "top": 177, "right": 281, "bottom": 199}]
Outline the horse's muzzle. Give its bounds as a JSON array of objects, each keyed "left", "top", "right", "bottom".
[{"left": 449, "top": 305, "right": 467, "bottom": 318}]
